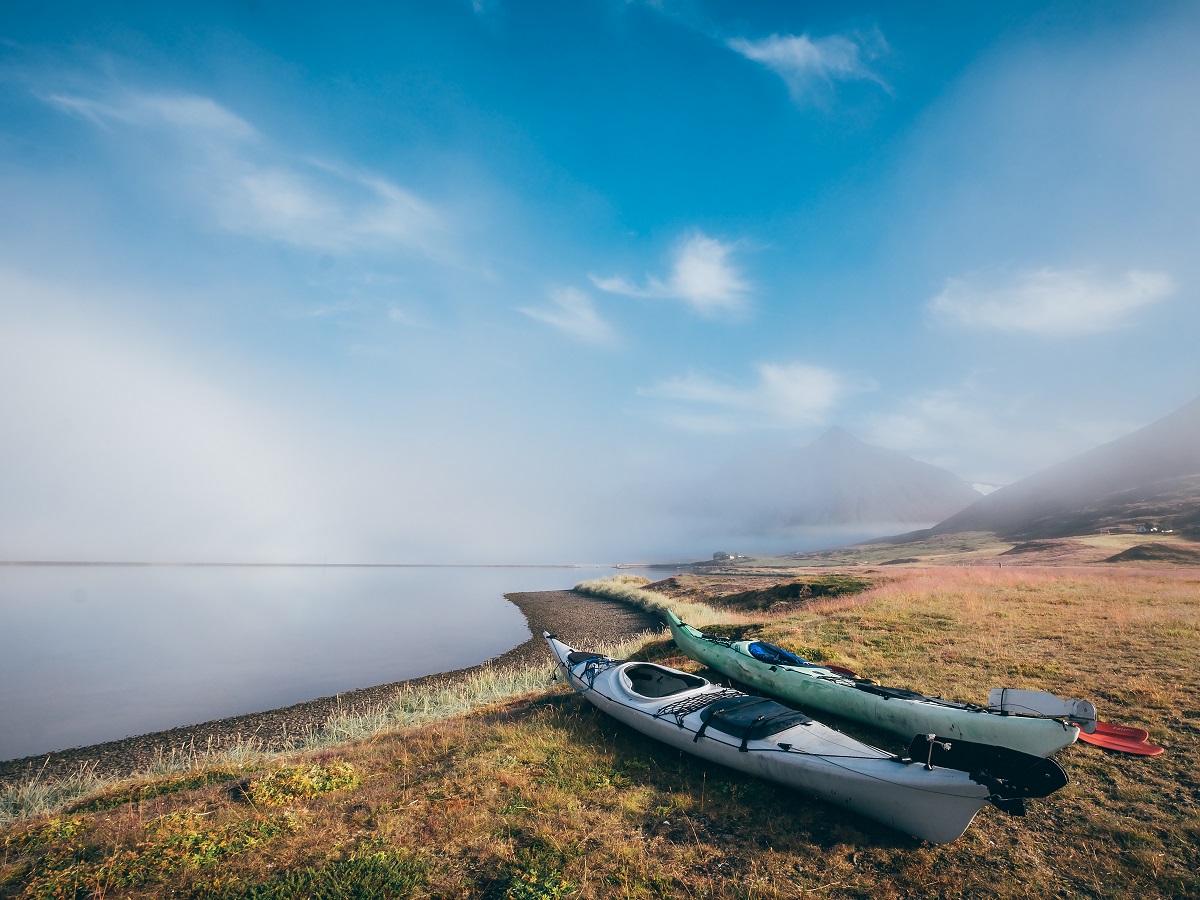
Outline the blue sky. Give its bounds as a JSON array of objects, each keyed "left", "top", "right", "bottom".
[{"left": 1, "top": 1, "right": 1197, "bottom": 562}]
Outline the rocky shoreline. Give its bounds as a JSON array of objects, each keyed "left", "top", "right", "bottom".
[{"left": 0, "top": 589, "right": 662, "bottom": 787}]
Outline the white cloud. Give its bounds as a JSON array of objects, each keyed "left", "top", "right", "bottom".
[
  {"left": 643, "top": 361, "right": 864, "bottom": 430},
  {"left": 591, "top": 232, "right": 750, "bottom": 316},
  {"left": 44, "top": 89, "right": 443, "bottom": 256},
  {"left": 520, "top": 287, "right": 615, "bottom": 345},
  {"left": 727, "top": 30, "right": 888, "bottom": 101},
  {"left": 929, "top": 268, "right": 1174, "bottom": 336}
]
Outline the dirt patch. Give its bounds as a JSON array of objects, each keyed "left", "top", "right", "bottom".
[{"left": 647, "top": 573, "right": 873, "bottom": 610}]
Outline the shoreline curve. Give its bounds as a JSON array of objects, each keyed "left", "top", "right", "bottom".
[{"left": 0, "top": 589, "right": 661, "bottom": 787}]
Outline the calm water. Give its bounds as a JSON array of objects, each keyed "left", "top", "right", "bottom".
[{"left": 0, "top": 564, "right": 661, "bottom": 762}]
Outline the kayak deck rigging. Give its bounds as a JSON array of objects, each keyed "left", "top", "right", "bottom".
[{"left": 654, "top": 687, "right": 744, "bottom": 725}]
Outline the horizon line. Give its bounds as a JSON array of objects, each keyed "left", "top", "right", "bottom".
[{"left": 0, "top": 560, "right": 623, "bottom": 569}]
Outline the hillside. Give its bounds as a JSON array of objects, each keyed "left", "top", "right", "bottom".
[
  {"left": 1104, "top": 540, "right": 1200, "bottom": 565},
  {"left": 923, "top": 394, "right": 1200, "bottom": 540},
  {"left": 697, "top": 427, "right": 981, "bottom": 534}
]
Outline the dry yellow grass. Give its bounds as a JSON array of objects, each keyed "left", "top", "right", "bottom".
[
  {"left": 574, "top": 575, "right": 754, "bottom": 627},
  {"left": 1075, "top": 533, "right": 1194, "bottom": 550},
  {"left": 3, "top": 567, "right": 1198, "bottom": 899}
]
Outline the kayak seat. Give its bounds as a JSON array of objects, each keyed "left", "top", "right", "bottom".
[
  {"left": 624, "top": 664, "right": 707, "bottom": 698},
  {"left": 747, "top": 641, "right": 810, "bottom": 666},
  {"left": 697, "top": 696, "right": 811, "bottom": 750}
]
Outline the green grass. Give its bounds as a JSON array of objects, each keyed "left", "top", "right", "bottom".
[
  {"left": 244, "top": 762, "right": 360, "bottom": 806},
  {"left": 779, "top": 531, "right": 1015, "bottom": 566},
  {"left": 71, "top": 768, "right": 248, "bottom": 814},
  {"left": 228, "top": 847, "right": 429, "bottom": 899}
]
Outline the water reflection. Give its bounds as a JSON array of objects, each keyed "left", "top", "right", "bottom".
[{"left": 0, "top": 564, "right": 651, "bottom": 761}]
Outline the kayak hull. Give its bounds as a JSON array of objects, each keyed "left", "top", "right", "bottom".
[{"left": 666, "top": 611, "right": 1080, "bottom": 758}]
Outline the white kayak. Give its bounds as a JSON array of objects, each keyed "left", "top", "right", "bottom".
[
  {"left": 544, "top": 632, "right": 1067, "bottom": 844},
  {"left": 666, "top": 610, "right": 1094, "bottom": 758}
]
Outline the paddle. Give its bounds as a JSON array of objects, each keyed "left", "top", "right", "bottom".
[
  {"left": 1077, "top": 721, "right": 1164, "bottom": 756},
  {"left": 1093, "top": 721, "right": 1150, "bottom": 743}
]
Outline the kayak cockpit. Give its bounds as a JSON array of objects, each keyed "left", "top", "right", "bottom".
[
  {"left": 623, "top": 663, "right": 707, "bottom": 698},
  {"left": 746, "top": 641, "right": 810, "bottom": 666}
]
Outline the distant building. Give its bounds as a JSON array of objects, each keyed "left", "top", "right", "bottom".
[{"left": 712, "top": 551, "right": 731, "bottom": 560}]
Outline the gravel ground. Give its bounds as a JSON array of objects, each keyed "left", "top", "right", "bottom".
[{"left": 0, "top": 590, "right": 662, "bottom": 787}]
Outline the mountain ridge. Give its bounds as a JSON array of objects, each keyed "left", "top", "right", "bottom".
[
  {"left": 697, "top": 427, "right": 982, "bottom": 534},
  {"left": 917, "top": 394, "right": 1200, "bottom": 540}
]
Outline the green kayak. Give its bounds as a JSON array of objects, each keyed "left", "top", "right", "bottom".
[{"left": 666, "top": 609, "right": 1094, "bottom": 758}]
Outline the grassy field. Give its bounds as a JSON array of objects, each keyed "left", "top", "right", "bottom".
[
  {"left": 755, "top": 532, "right": 1200, "bottom": 569},
  {"left": 3, "top": 566, "right": 1198, "bottom": 899},
  {"left": 754, "top": 532, "right": 1017, "bottom": 568}
]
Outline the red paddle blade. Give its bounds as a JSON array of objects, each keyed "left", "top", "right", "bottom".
[
  {"left": 1078, "top": 729, "right": 1164, "bottom": 756},
  {"left": 1093, "top": 721, "right": 1151, "bottom": 743}
]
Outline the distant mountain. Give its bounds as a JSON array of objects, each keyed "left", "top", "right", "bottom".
[
  {"left": 924, "top": 394, "right": 1200, "bottom": 539},
  {"left": 699, "top": 427, "right": 982, "bottom": 532}
]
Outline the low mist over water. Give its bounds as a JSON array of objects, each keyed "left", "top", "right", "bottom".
[{"left": 0, "top": 564, "right": 647, "bottom": 762}]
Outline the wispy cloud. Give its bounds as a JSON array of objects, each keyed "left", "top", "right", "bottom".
[
  {"left": 642, "top": 361, "right": 865, "bottom": 431},
  {"left": 520, "top": 287, "right": 616, "bottom": 345},
  {"left": 591, "top": 232, "right": 750, "bottom": 316},
  {"left": 727, "top": 30, "right": 889, "bottom": 102},
  {"left": 45, "top": 91, "right": 258, "bottom": 138},
  {"left": 44, "top": 88, "right": 444, "bottom": 256},
  {"left": 929, "top": 268, "right": 1174, "bottom": 337}
]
